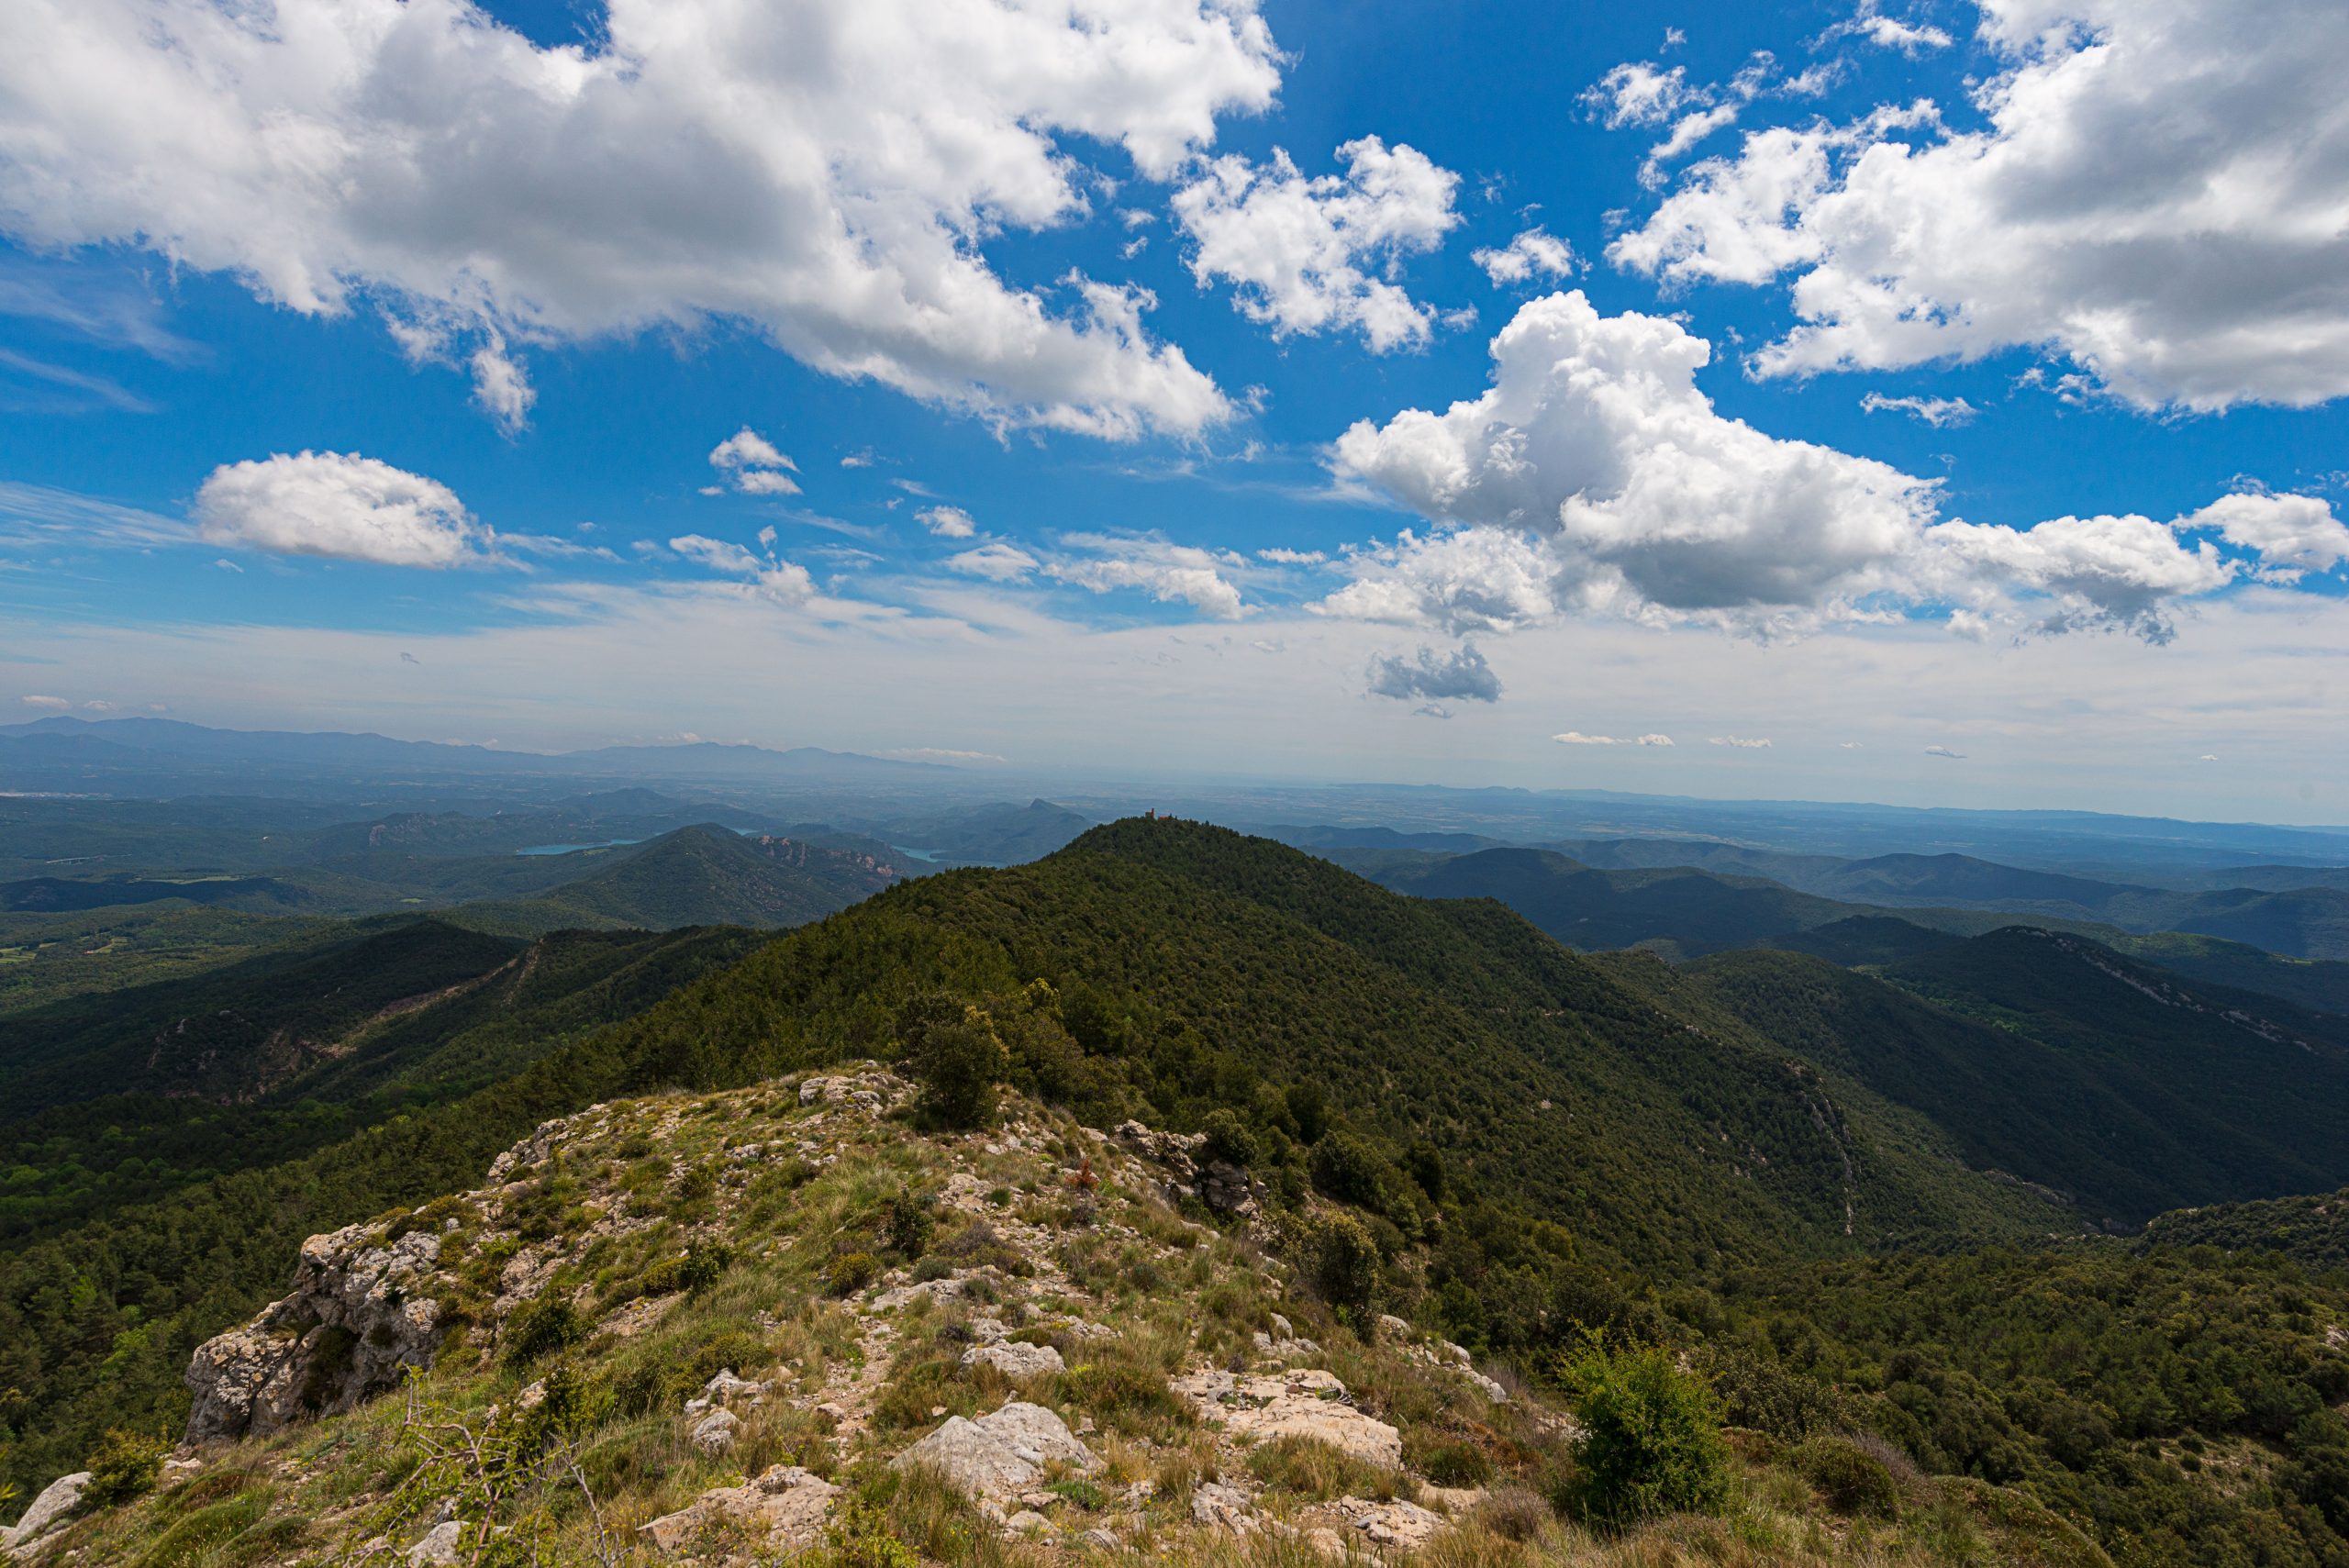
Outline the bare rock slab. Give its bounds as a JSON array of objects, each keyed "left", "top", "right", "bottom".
[{"left": 1170, "top": 1368, "right": 1402, "bottom": 1471}]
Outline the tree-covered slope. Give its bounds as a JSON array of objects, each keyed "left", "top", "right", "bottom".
[
  {"left": 0, "top": 917, "right": 522, "bottom": 1113},
  {"left": 1678, "top": 945, "right": 2349, "bottom": 1228},
  {"left": 2143, "top": 1187, "right": 2349, "bottom": 1270},
  {"left": 457, "top": 825, "right": 906, "bottom": 933}
]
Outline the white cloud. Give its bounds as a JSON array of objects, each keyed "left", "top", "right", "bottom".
[
  {"left": 668, "top": 532, "right": 814, "bottom": 606},
  {"left": 1257, "top": 547, "right": 1329, "bottom": 565},
  {"left": 1319, "top": 527, "right": 1562, "bottom": 635},
  {"left": 1710, "top": 735, "right": 1773, "bottom": 748},
  {"left": 469, "top": 336, "right": 536, "bottom": 433},
  {"left": 195, "top": 451, "right": 483, "bottom": 568},
  {"left": 1642, "top": 105, "right": 1742, "bottom": 187},
  {"left": 1327, "top": 293, "right": 1940, "bottom": 633},
  {"left": 1047, "top": 534, "right": 1246, "bottom": 618},
  {"left": 711, "top": 429, "right": 793, "bottom": 473},
  {"left": 1172, "top": 137, "right": 1462, "bottom": 350},
  {"left": 918, "top": 506, "right": 978, "bottom": 539},
  {"left": 19, "top": 693, "right": 67, "bottom": 710},
  {"left": 1472, "top": 228, "right": 1577, "bottom": 287},
  {"left": 1323, "top": 292, "right": 2307, "bottom": 647},
  {"left": 1367, "top": 643, "right": 1502, "bottom": 703},
  {"left": 707, "top": 428, "right": 802, "bottom": 495},
  {"left": 0, "top": 0, "right": 1275, "bottom": 439},
  {"left": 1613, "top": 0, "right": 2349, "bottom": 411},
  {"left": 1822, "top": 5, "right": 1954, "bottom": 54},
  {"left": 1553, "top": 730, "right": 1674, "bottom": 746},
  {"left": 2184, "top": 493, "right": 2349, "bottom": 574},
  {"left": 1923, "top": 743, "right": 1966, "bottom": 758},
  {"left": 669, "top": 534, "right": 762, "bottom": 575},
  {"left": 1583, "top": 62, "right": 1693, "bottom": 128},
  {"left": 1861, "top": 391, "right": 1976, "bottom": 427},
  {"left": 1930, "top": 513, "right": 2232, "bottom": 642},
  {"left": 947, "top": 542, "right": 1040, "bottom": 581}
]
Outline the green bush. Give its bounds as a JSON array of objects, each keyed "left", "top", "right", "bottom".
[
  {"left": 896, "top": 995, "right": 1008, "bottom": 1129},
  {"left": 818, "top": 1496, "right": 920, "bottom": 1568},
  {"left": 82, "top": 1427, "right": 167, "bottom": 1507},
  {"left": 1198, "top": 1108, "right": 1260, "bottom": 1168},
  {"left": 883, "top": 1193, "right": 934, "bottom": 1260},
  {"left": 1309, "top": 1131, "right": 1387, "bottom": 1208},
  {"left": 828, "top": 1251, "right": 884, "bottom": 1296},
  {"left": 1554, "top": 1340, "right": 1729, "bottom": 1529},
  {"left": 1791, "top": 1435, "right": 1899, "bottom": 1518},
  {"left": 1296, "top": 1208, "right": 1381, "bottom": 1321},
  {"left": 501, "top": 1296, "right": 585, "bottom": 1365}
]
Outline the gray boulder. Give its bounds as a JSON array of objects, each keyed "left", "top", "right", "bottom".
[
  {"left": 0, "top": 1471, "right": 90, "bottom": 1554},
  {"left": 184, "top": 1223, "right": 448, "bottom": 1442},
  {"left": 891, "top": 1400, "right": 1095, "bottom": 1499}
]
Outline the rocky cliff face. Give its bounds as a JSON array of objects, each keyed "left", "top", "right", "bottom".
[{"left": 184, "top": 1223, "right": 449, "bottom": 1441}]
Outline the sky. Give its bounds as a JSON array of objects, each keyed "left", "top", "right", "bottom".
[{"left": 3, "top": 0, "right": 2348, "bottom": 822}]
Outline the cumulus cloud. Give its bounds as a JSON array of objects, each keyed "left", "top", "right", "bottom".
[
  {"left": 1861, "top": 392, "right": 1976, "bottom": 427},
  {"left": 1365, "top": 643, "right": 1502, "bottom": 704},
  {"left": 1047, "top": 534, "right": 1246, "bottom": 619},
  {"left": 1612, "top": 0, "right": 2349, "bottom": 411},
  {"left": 2184, "top": 493, "right": 2349, "bottom": 574},
  {"left": 1257, "top": 547, "right": 1329, "bottom": 565},
  {"left": 1930, "top": 513, "right": 2232, "bottom": 642},
  {"left": 1322, "top": 292, "right": 2335, "bottom": 645},
  {"left": 1923, "top": 744, "right": 1966, "bottom": 758},
  {"left": 19, "top": 694, "right": 68, "bottom": 710},
  {"left": 947, "top": 542, "right": 1040, "bottom": 581},
  {"left": 0, "top": 0, "right": 1277, "bottom": 439},
  {"left": 707, "top": 428, "right": 801, "bottom": 496},
  {"left": 195, "top": 451, "right": 484, "bottom": 567},
  {"left": 918, "top": 506, "right": 978, "bottom": 539},
  {"left": 1553, "top": 730, "right": 1673, "bottom": 746},
  {"left": 1473, "top": 228, "right": 1577, "bottom": 287},
  {"left": 1710, "top": 735, "right": 1773, "bottom": 749},
  {"left": 1327, "top": 293, "right": 1941, "bottom": 632},
  {"left": 1172, "top": 137, "right": 1462, "bottom": 350}
]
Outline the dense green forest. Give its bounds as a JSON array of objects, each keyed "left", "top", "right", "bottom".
[{"left": 4, "top": 819, "right": 2347, "bottom": 1565}]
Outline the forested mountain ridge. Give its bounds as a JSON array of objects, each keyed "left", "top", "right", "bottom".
[{"left": 6, "top": 818, "right": 2349, "bottom": 1567}]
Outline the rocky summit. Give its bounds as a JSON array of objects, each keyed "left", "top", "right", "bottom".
[{"left": 8, "top": 1061, "right": 2114, "bottom": 1567}]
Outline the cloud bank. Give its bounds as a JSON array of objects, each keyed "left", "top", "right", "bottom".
[
  {"left": 0, "top": 0, "right": 1279, "bottom": 436},
  {"left": 1612, "top": 0, "right": 2349, "bottom": 410}
]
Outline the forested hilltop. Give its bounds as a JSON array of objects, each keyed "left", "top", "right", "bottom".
[{"left": 2, "top": 819, "right": 2345, "bottom": 1567}]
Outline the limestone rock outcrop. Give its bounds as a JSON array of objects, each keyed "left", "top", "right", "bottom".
[
  {"left": 890, "top": 1399, "right": 1096, "bottom": 1499},
  {"left": 184, "top": 1223, "right": 448, "bottom": 1442},
  {"left": 1170, "top": 1367, "right": 1403, "bottom": 1470}
]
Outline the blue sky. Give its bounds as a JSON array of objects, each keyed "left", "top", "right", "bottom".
[{"left": 4, "top": 0, "right": 2347, "bottom": 820}]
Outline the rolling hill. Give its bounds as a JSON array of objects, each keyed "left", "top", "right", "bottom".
[{"left": 457, "top": 824, "right": 907, "bottom": 931}]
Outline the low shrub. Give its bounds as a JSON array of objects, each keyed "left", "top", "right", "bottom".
[
  {"left": 81, "top": 1427, "right": 168, "bottom": 1508},
  {"left": 1553, "top": 1340, "right": 1729, "bottom": 1529},
  {"left": 501, "top": 1296, "right": 585, "bottom": 1365},
  {"left": 828, "top": 1251, "right": 884, "bottom": 1296},
  {"left": 1791, "top": 1434, "right": 1900, "bottom": 1518}
]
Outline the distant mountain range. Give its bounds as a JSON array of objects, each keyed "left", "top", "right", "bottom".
[
  {"left": 1333, "top": 840, "right": 2349, "bottom": 962},
  {"left": 0, "top": 715, "right": 951, "bottom": 792}
]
